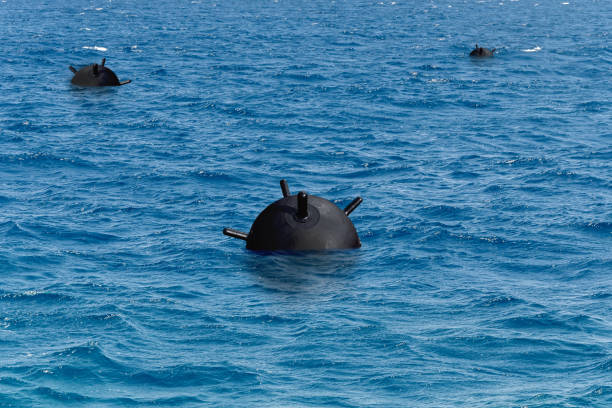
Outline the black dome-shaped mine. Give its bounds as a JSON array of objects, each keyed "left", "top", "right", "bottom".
[
  {"left": 223, "top": 179, "right": 362, "bottom": 251},
  {"left": 469, "top": 44, "right": 496, "bottom": 57},
  {"left": 69, "top": 58, "right": 131, "bottom": 87}
]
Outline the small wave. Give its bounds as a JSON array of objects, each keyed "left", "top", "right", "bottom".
[
  {"left": 228, "top": 313, "right": 301, "bottom": 326},
  {"left": 457, "top": 98, "right": 497, "bottom": 109},
  {"left": 212, "top": 64, "right": 255, "bottom": 72},
  {"left": 576, "top": 100, "right": 609, "bottom": 112},
  {"left": 33, "top": 223, "right": 121, "bottom": 244},
  {"left": 450, "top": 170, "right": 479, "bottom": 179},
  {"left": 588, "top": 292, "right": 611, "bottom": 300},
  {"left": 276, "top": 72, "right": 327, "bottom": 82},
  {"left": 499, "top": 312, "right": 588, "bottom": 331},
  {"left": 415, "top": 64, "right": 443, "bottom": 71},
  {"left": 519, "top": 168, "right": 605, "bottom": 187},
  {"left": 139, "top": 395, "right": 204, "bottom": 405},
  {"left": 0, "top": 152, "right": 97, "bottom": 169},
  {"left": 0, "top": 395, "right": 23, "bottom": 407},
  {"left": 499, "top": 156, "right": 550, "bottom": 167},
  {"left": 0, "top": 290, "right": 73, "bottom": 303},
  {"left": 124, "top": 44, "right": 141, "bottom": 53},
  {"left": 594, "top": 358, "right": 612, "bottom": 371},
  {"left": 389, "top": 97, "right": 445, "bottom": 109},
  {"left": 42, "top": 342, "right": 127, "bottom": 373},
  {"left": 211, "top": 102, "right": 256, "bottom": 117},
  {"left": 580, "top": 222, "right": 612, "bottom": 234},
  {"left": 583, "top": 385, "right": 612, "bottom": 397},
  {"left": 130, "top": 364, "right": 258, "bottom": 387},
  {"left": 27, "top": 364, "right": 103, "bottom": 383},
  {"left": 0, "top": 376, "right": 29, "bottom": 387},
  {"left": 472, "top": 295, "right": 524, "bottom": 308},
  {"left": 581, "top": 150, "right": 612, "bottom": 160},
  {"left": 33, "top": 386, "right": 91, "bottom": 403},
  {"left": 82, "top": 46, "right": 107, "bottom": 52},
  {"left": 329, "top": 40, "right": 362, "bottom": 47},
  {"left": 523, "top": 46, "right": 542, "bottom": 52},
  {"left": 0, "top": 221, "right": 36, "bottom": 239},
  {"left": 191, "top": 169, "right": 237, "bottom": 183}
]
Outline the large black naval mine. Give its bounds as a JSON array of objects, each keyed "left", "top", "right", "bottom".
[
  {"left": 223, "top": 179, "right": 362, "bottom": 251},
  {"left": 69, "top": 58, "right": 131, "bottom": 87}
]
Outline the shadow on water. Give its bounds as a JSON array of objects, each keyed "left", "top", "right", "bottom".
[
  {"left": 68, "top": 85, "right": 120, "bottom": 95},
  {"left": 67, "top": 84, "right": 123, "bottom": 114},
  {"left": 242, "top": 250, "right": 361, "bottom": 294}
]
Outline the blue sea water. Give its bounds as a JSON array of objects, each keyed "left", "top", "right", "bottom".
[{"left": 1, "top": 0, "right": 611, "bottom": 406}]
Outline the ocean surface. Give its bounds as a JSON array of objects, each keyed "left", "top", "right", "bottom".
[{"left": 1, "top": 0, "right": 611, "bottom": 406}]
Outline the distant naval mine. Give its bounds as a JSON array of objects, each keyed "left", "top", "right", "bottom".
[{"left": 470, "top": 44, "right": 496, "bottom": 57}]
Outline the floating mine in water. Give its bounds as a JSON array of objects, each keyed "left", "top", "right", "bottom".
[
  {"left": 69, "top": 58, "right": 131, "bottom": 86},
  {"left": 223, "top": 179, "right": 362, "bottom": 251},
  {"left": 470, "top": 44, "right": 496, "bottom": 57}
]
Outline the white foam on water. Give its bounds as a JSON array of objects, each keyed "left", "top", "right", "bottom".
[
  {"left": 83, "top": 46, "right": 108, "bottom": 52},
  {"left": 523, "top": 46, "right": 541, "bottom": 52}
]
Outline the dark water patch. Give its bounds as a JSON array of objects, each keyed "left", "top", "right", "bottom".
[
  {"left": 32, "top": 386, "right": 92, "bottom": 403},
  {"left": 389, "top": 97, "right": 447, "bottom": 109},
  {"left": 575, "top": 100, "right": 610, "bottom": 113},
  {"left": 520, "top": 168, "right": 605, "bottom": 187},
  {"left": 16, "top": 252, "right": 65, "bottom": 267},
  {"left": 276, "top": 71, "right": 328, "bottom": 82},
  {"left": 587, "top": 292, "right": 611, "bottom": 300},
  {"left": 581, "top": 385, "right": 612, "bottom": 404},
  {"left": 43, "top": 343, "right": 128, "bottom": 373},
  {"left": 0, "top": 394, "right": 30, "bottom": 407},
  {"left": 28, "top": 223, "right": 121, "bottom": 245},
  {"left": 456, "top": 98, "right": 500, "bottom": 109},
  {"left": 342, "top": 163, "right": 421, "bottom": 180},
  {"left": 277, "top": 356, "right": 346, "bottom": 370},
  {"left": 515, "top": 393, "right": 574, "bottom": 408},
  {"left": 25, "top": 365, "right": 103, "bottom": 383},
  {"left": 0, "top": 194, "right": 14, "bottom": 203},
  {"left": 470, "top": 295, "right": 525, "bottom": 309},
  {"left": 578, "top": 221, "right": 612, "bottom": 235},
  {"left": 212, "top": 63, "right": 257, "bottom": 72},
  {"left": 416, "top": 205, "right": 473, "bottom": 221},
  {"left": 558, "top": 259, "right": 612, "bottom": 280},
  {"left": 226, "top": 313, "right": 302, "bottom": 326},
  {"left": 422, "top": 334, "right": 528, "bottom": 361},
  {"left": 498, "top": 312, "right": 588, "bottom": 331},
  {"left": 415, "top": 227, "right": 511, "bottom": 251},
  {"left": 130, "top": 364, "right": 257, "bottom": 388},
  {"left": 449, "top": 170, "right": 479, "bottom": 179},
  {"left": 579, "top": 150, "right": 612, "bottom": 160},
  {"left": 0, "top": 152, "right": 96, "bottom": 170},
  {"left": 144, "top": 395, "right": 204, "bottom": 405},
  {"left": 592, "top": 358, "right": 612, "bottom": 371},
  {"left": 0, "top": 376, "right": 29, "bottom": 387},
  {"left": 0, "top": 221, "right": 37, "bottom": 239},
  {"left": 415, "top": 64, "right": 444, "bottom": 71}
]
